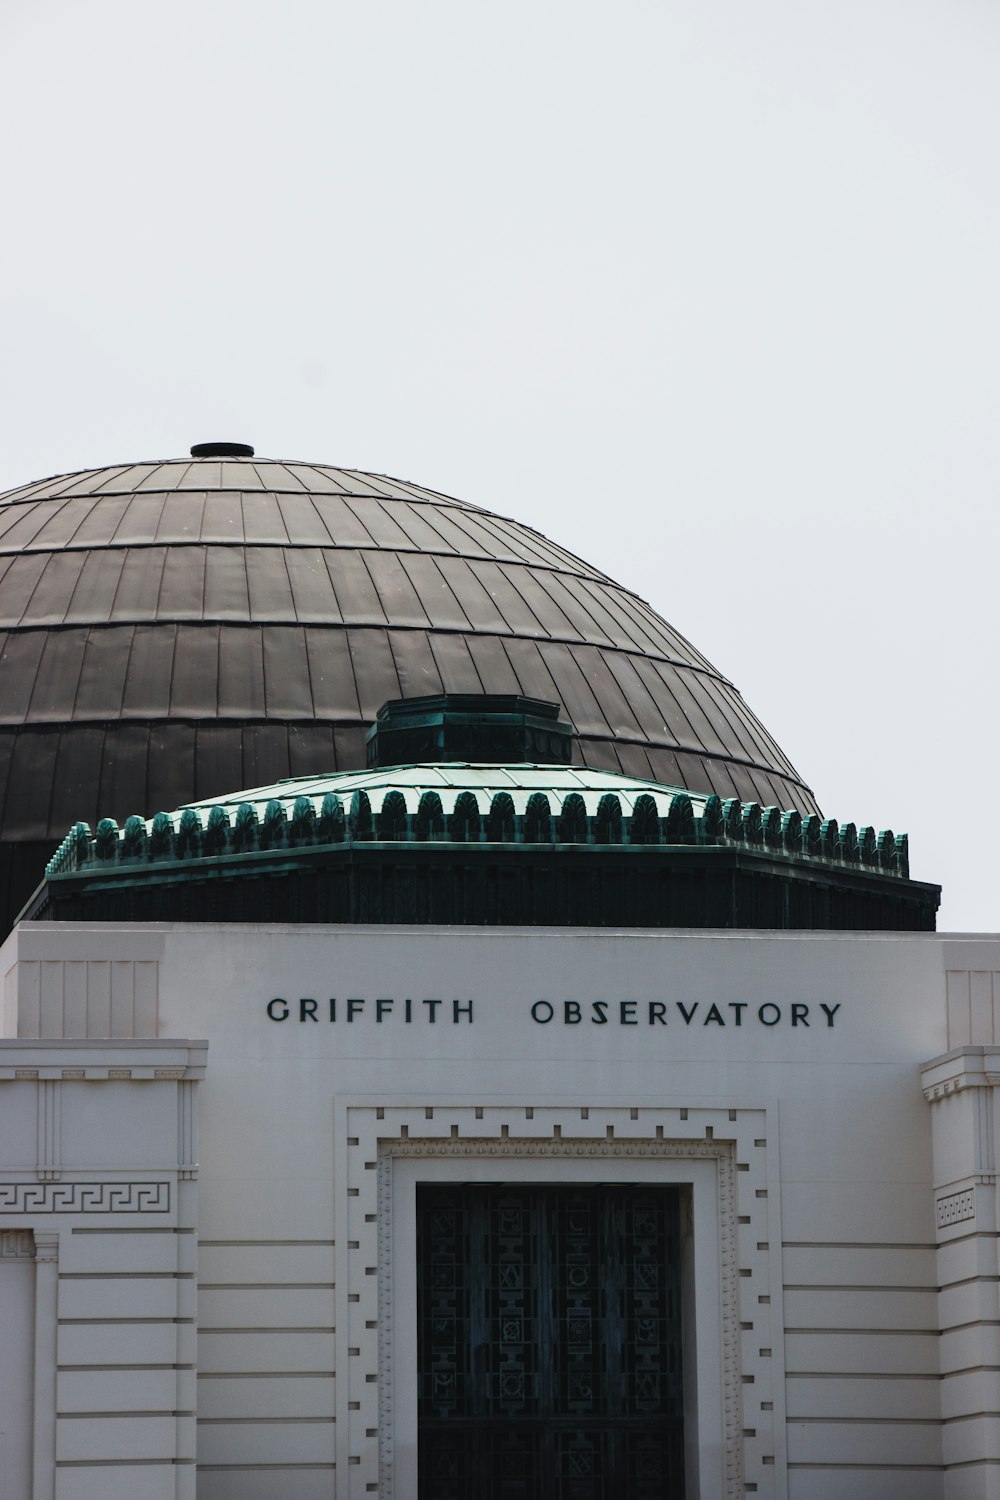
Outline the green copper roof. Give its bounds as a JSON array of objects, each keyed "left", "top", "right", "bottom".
[
  {"left": 192, "top": 762, "right": 716, "bottom": 818},
  {"left": 43, "top": 761, "right": 909, "bottom": 880}
]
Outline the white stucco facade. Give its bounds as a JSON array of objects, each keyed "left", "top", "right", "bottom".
[{"left": 2, "top": 919, "right": 999, "bottom": 1499}]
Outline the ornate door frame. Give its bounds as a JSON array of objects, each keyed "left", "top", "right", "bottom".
[{"left": 333, "top": 1100, "right": 787, "bottom": 1500}]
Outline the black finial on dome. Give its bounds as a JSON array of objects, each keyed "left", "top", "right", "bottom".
[{"left": 190, "top": 441, "right": 255, "bottom": 458}]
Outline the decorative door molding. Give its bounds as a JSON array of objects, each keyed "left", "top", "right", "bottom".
[{"left": 333, "top": 1100, "right": 785, "bottom": 1500}]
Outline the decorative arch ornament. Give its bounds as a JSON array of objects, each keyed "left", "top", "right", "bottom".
[{"left": 486, "top": 792, "right": 516, "bottom": 843}]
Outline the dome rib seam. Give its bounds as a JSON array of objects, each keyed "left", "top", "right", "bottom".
[
  {"left": 0, "top": 539, "right": 615, "bottom": 587},
  {"left": 0, "top": 482, "right": 620, "bottom": 584},
  {"left": 0, "top": 484, "right": 497, "bottom": 520},
  {"left": 0, "top": 546, "right": 712, "bottom": 668},
  {"left": 0, "top": 617, "right": 740, "bottom": 691}
]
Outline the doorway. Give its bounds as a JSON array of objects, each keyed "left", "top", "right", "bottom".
[{"left": 416, "top": 1183, "right": 684, "bottom": 1499}]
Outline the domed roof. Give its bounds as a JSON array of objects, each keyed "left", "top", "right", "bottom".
[{"left": 0, "top": 450, "right": 818, "bottom": 927}]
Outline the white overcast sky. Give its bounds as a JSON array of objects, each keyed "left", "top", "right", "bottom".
[{"left": 1, "top": 1, "right": 997, "bottom": 929}]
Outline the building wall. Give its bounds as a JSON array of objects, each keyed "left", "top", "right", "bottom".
[{"left": 1, "top": 921, "right": 998, "bottom": 1499}]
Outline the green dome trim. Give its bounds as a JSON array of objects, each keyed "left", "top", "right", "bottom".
[{"left": 43, "top": 762, "right": 908, "bottom": 880}]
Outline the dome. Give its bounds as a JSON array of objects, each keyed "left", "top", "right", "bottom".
[{"left": 0, "top": 450, "right": 818, "bottom": 928}]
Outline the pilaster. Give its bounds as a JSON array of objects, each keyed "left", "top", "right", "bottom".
[
  {"left": 32, "top": 1231, "right": 58, "bottom": 1500},
  {"left": 0, "top": 1038, "right": 207, "bottom": 1500},
  {"left": 923, "top": 1046, "right": 1000, "bottom": 1498}
]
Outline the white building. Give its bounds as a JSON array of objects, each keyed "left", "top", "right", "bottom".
[{"left": 0, "top": 446, "right": 993, "bottom": 1499}]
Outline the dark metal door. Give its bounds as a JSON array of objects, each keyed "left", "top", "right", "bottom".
[{"left": 417, "top": 1184, "right": 684, "bottom": 1499}]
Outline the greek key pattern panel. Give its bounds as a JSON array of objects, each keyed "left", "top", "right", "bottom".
[
  {"left": 335, "top": 1103, "right": 779, "bottom": 1500},
  {"left": 0, "top": 1181, "right": 169, "bottom": 1214}
]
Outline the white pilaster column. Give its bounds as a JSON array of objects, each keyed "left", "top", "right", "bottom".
[
  {"left": 0, "top": 1041, "right": 207, "bottom": 1500},
  {"left": 31, "top": 1230, "right": 58, "bottom": 1500},
  {"left": 923, "top": 1046, "right": 1000, "bottom": 1499}
]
